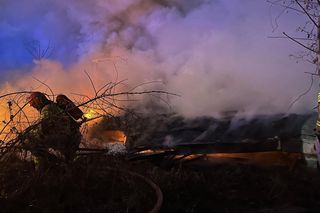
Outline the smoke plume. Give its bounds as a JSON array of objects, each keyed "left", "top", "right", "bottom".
[{"left": 0, "top": 0, "right": 317, "bottom": 118}]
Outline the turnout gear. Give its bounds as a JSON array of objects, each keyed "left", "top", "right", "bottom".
[
  {"left": 316, "top": 92, "right": 320, "bottom": 135},
  {"left": 315, "top": 92, "right": 320, "bottom": 169},
  {"left": 25, "top": 92, "right": 81, "bottom": 167}
]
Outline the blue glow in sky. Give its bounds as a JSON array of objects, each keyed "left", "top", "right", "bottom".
[
  {"left": 0, "top": 0, "right": 303, "bottom": 71},
  {"left": 0, "top": 0, "right": 316, "bottom": 116}
]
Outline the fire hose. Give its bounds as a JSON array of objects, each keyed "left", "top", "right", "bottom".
[
  {"left": 0, "top": 146, "right": 164, "bottom": 212},
  {"left": 105, "top": 166, "right": 163, "bottom": 213},
  {"left": 75, "top": 149, "right": 163, "bottom": 212}
]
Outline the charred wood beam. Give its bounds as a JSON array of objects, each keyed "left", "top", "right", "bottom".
[
  {"left": 171, "top": 141, "right": 280, "bottom": 155},
  {"left": 126, "top": 150, "right": 176, "bottom": 161},
  {"left": 129, "top": 138, "right": 318, "bottom": 160}
]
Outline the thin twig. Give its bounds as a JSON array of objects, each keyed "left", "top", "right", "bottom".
[
  {"left": 268, "top": 0, "right": 295, "bottom": 31},
  {"left": 84, "top": 70, "right": 97, "bottom": 96},
  {"left": 268, "top": 36, "right": 314, "bottom": 40},
  {"left": 96, "top": 82, "right": 113, "bottom": 95},
  {"left": 283, "top": 32, "right": 318, "bottom": 53},
  {"left": 288, "top": 74, "right": 314, "bottom": 110},
  {"left": 295, "top": 0, "right": 319, "bottom": 28},
  {"left": 75, "top": 90, "right": 179, "bottom": 111},
  {"left": 0, "top": 102, "right": 30, "bottom": 136},
  {"left": 267, "top": 0, "right": 318, "bottom": 17},
  {"left": 148, "top": 93, "right": 172, "bottom": 109},
  {"left": 128, "top": 81, "right": 164, "bottom": 92},
  {"left": 32, "top": 77, "right": 55, "bottom": 101},
  {"left": 304, "top": 71, "right": 320, "bottom": 76},
  {"left": 12, "top": 100, "right": 30, "bottom": 127},
  {"left": 96, "top": 79, "right": 128, "bottom": 95},
  {"left": 0, "top": 91, "right": 34, "bottom": 100}
]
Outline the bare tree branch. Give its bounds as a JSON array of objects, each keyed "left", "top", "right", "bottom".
[
  {"left": 0, "top": 102, "right": 29, "bottom": 136},
  {"left": 304, "top": 71, "right": 320, "bottom": 76},
  {"left": 295, "top": 0, "right": 319, "bottom": 28},
  {"left": 288, "top": 74, "right": 314, "bottom": 110},
  {"left": 283, "top": 32, "right": 318, "bottom": 53},
  {"left": 267, "top": 0, "right": 318, "bottom": 17},
  {"left": 84, "top": 70, "right": 97, "bottom": 96},
  {"left": 268, "top": 36, "right": 314, "bottom": 40},
  {"left": 32, "top": 77, "right": 55, "bottom": 101},
  {"left": 0, "top": 91, "right": 33, "bottom": 100},
  {"left": 12, "top": 100, "right": 30, "bottom": 127}
]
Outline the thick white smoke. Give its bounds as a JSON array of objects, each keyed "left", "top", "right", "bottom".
[{"left": 0, "top": 0, "right": 317, "bottom": 118}]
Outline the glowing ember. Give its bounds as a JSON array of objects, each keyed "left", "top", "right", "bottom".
[
  {"left": 102, "top": 130, "right": 127, "bottom": 143},
  {"left": 84, "top": 109, "right": 96, "bottom": 119}
]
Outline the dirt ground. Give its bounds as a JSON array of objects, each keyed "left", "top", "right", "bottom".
[{"left": 0, "top": 152, "right": 319, "bottom": 213}]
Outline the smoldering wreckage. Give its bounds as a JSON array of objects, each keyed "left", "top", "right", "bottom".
[{"left": 0, "top": 88, "right": 320, "bottom": 213}]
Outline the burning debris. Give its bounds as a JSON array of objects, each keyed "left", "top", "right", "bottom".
[
  {"left": 0, "top": 75, "right": 175, "bottom": 163},
  {"left": 1, "top": 1, "right": 320, "bottom": 212},
  {"left": 0, "top": 77, "right": 174, "bottom": 212},
  {"left": 0, "top": 81, "right": 319, "bottom": 212},
  {"left": 0, "top": 74, "right": 319, "bottom": 169}
]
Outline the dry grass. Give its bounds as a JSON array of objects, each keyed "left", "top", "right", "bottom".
[
  {"left": 0, "top": 153, "right": 319, "bottom": 213},
  {"left": 0, "top": 155, "right": 156, "bottom": 213}
]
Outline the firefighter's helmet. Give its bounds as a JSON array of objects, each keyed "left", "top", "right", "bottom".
[{"left": 27, "top": 92, "right": 49, "bottom": 111}]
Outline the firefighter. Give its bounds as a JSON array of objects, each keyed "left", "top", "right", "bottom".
[
  {"left": 315, "top": 92, "right": 320, "bottom": 169},
  {"left": 25, "top": 92, "right": 81, "bottom": 168}
]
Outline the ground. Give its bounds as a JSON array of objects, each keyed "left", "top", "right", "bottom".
[{"left": 0, "top": 152, "right": 319, "bottom": 213}]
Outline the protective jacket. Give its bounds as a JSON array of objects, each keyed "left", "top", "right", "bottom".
[
  {"left": 28, "top": 102, "right": 81, "bottom": 161},
  {"left": 316, "top": 92, "right": 320, "bottom": 135}
]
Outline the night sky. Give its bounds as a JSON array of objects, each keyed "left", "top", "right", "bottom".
[{"left": 0, "top": 0, "right": 317, "bottom": 117}]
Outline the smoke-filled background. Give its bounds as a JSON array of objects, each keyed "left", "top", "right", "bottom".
[{"left": 0, "top": 0, "right": 317, "bottom": 118}]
